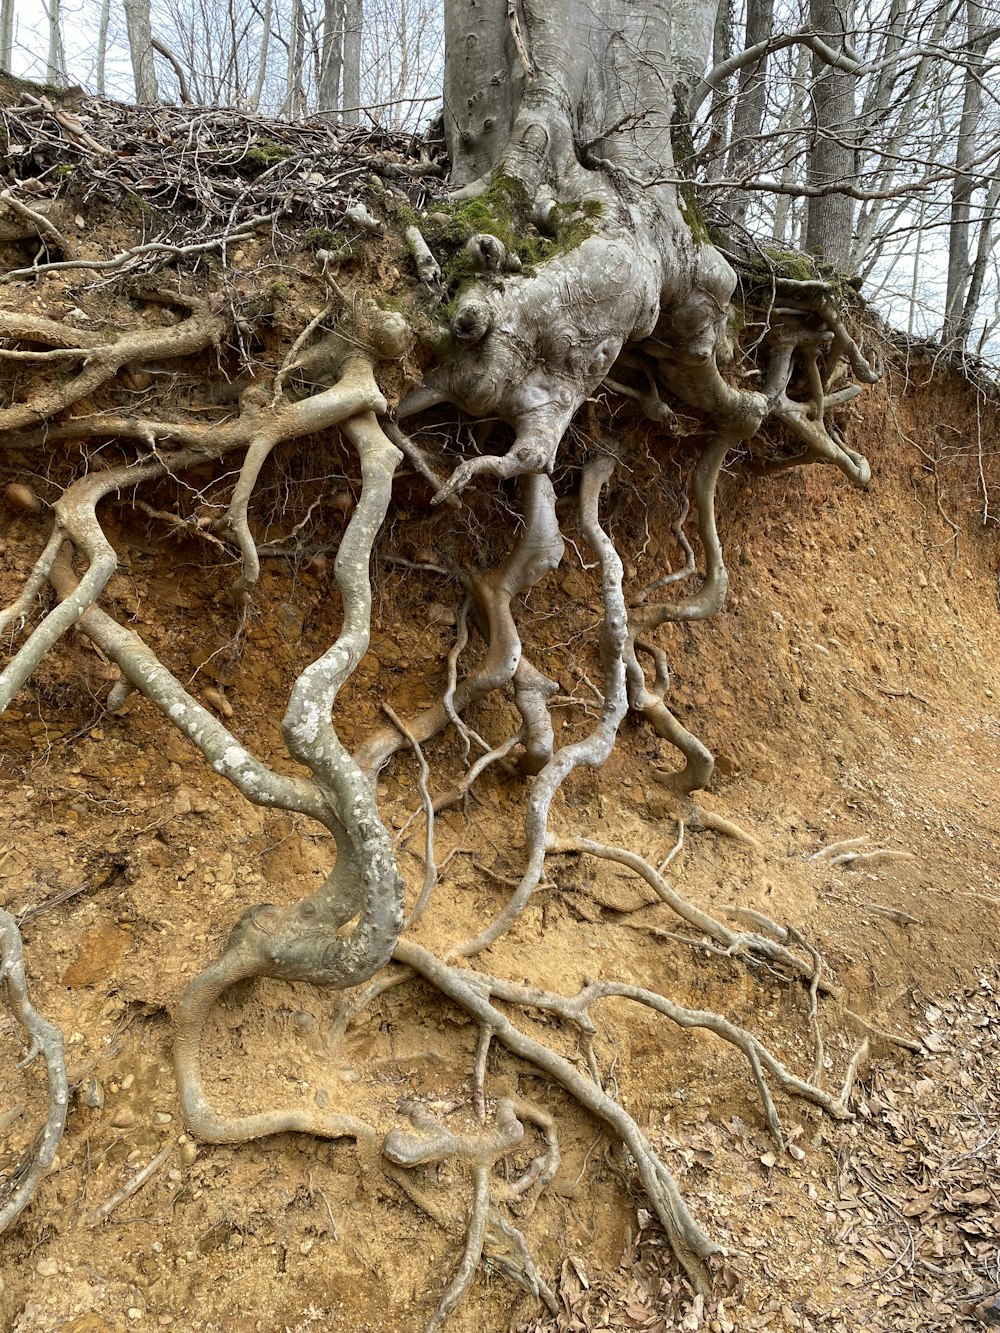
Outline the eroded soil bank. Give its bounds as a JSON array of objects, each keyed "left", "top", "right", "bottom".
[{"left": 2, "top": 345, "right": 998, "bottom": 1331}]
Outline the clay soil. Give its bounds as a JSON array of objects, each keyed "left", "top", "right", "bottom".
[{"left": 1, "top": 344, "right": 999, "bottom": 1333}]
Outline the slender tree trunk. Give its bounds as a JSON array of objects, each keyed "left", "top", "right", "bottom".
[
  {"left": 248, "top": 0, "right": 273, "bottom": 111},
  {"left": 46, "top": 0, "right": 67, "bottom": 83},
  {"left": 943, "top": 0, "right": 985, "bottom": 346},
  {"left": 318, "top": 0, "right": 345, "bottom": 113},
  {"left": 805, "top": 0, "right": 856, "bottom": 267},
  {"left": 959, "top": 173, "right": 1000, "bottom": 346},
  {"left": 284, "top": 0, "right": 305, "bottom": 117},
  {"left": 124, "top": 0, "right": 159, "bottom": 103},
  {"left": 341, "top": 0, "right": 362, "bottom": 124},
  {"left": 726, "top": 0, "right": 775, "bottom": 228},
  {"left": 95, "top": 0, "right": 111, "bottom": 94},
  {"left": 772, "top": 43, "right": 811, "bottom": 245},
  {"left": 0, "top": 0, "right": 14, "bottom": 73}
]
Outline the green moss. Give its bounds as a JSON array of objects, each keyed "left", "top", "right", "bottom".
[
  {"left": 302, "top": 226, "right": 342, "bottom": 251},
  {"left": 394, "top": 177, "right": 605, "bottom": 330},
  {"left": 119, "top": 190, "right": 152, "bottom": 221},
  {"left": 679, "top": 186, "right": 710, "bottom": 246},
  {"left": 760, "top": 247, "right": 821, "bottom": 281},
  {"left": 232, "top": 139, "right": 294, "bottom": 178}
]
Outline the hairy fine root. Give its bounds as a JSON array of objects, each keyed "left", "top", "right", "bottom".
[{"left": 0, "top": 910, "right": 68, "bottom": 1237}]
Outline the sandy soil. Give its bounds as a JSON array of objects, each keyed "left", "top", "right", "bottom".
[{"left": 1, "top": 333, "right": 999, "bottom": 1332}]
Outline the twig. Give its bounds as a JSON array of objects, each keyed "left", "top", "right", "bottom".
[{"left": 85, "top": 1142, "right": 173, "bottom": 1226}]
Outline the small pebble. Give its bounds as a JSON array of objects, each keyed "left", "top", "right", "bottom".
[
  {"left": 127, "top": 1308, "right": 143, "bottom": 1321},
  {"left": 82, "top": 1077, "right": 104, "bottom": 1109},
  {"left": 178, "top": 1142, "right": 198, "bottom": 1166},
  {"left": 112, "top": 1107, "right": 137, "bottom": 1129},
  {"left": 121, "top": 1073, "right": 135, "bottom": 1090},
  {"left": 35, "top": 1257, "right": 58, "bottom": 1277},
  {"left": 155, "top": 1112, "right": 172, "bottom": 1124},
  {"left": 4, "top": 482, "right": 41, "bottom": 515}
]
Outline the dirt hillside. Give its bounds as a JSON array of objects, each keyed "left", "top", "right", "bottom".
[{"left": 1, "top": 322, "right": 999, "bottom": 1331}]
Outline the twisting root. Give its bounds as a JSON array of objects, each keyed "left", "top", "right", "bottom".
[
  {"left": 384, "top": 704, "right": 439, "bottom": 927},
  {"left": 0, "top": 910, "right": 68, "bottom": 1237},
  {"left": 0, "top": 294, "right": 225, "bottom": 436},
  {"left": 384, "top": 1097, "right": 553, "bottom": 1329},
  {"left": 173, "top": 407, "right": 406, "bottom": 1140},
  {"left": 625, "top": 437, "right": 731, "bottom": 795},
  {"left": 356, "top": 471, "right": 565, "bottom": 777},
  {"left": 547, "top": 836, "right": 834, "bottom": 990},
  {"left": 760, "top": 327, "right": 871, "bottom": 487},
  {"left": 0, "top": 527, "right": 64, "bottom": 644},
  {"left": 394, "top": 938, "right": 719, "bottom": 1293},
  {"left": 456, "top": 455, "right": 628, "bottom": 958}
]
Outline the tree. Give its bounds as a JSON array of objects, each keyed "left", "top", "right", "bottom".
[{"left": 0, "top": 0, "right": 986, "bottom": 1326}]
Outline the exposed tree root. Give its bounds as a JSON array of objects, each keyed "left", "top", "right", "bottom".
[
  {"left": 0, "top": 69, "right": 898, "bottom": 1329},
  {"left": 0, "top": 910, "right": 68, "bottom": 1238}
]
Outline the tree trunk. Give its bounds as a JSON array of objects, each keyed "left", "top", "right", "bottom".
[
  {"left": 95, "top": 0, "right": 111, "bottom": 95},
  {"left": 46, "top": 0, "right": 66, "bottom": 83},
  {"left": 284, "top": 0, "right": 306, "bottom": 117},
  {"left": 804, "top": 0, "right": 856, "bottom": 268},
  {"left": 318, "top": 0, "right": 345, "bottom": 113},
  {"left": 959, "top": 173, "right": 1000, "bottom": 347},
  {"left": 943, "top": 0, "right": 986, "bottom": 346},
  {"left": 124, "top": 0, "right": 159, "bottom": 103},
  {"left": 248, "top": 0, "right": 273, "bottom": 111},
  {"left": 435, "top": 0, "right": 765, "bottom": 501},
  {"left": 0, "top": 0, "right": 14, "bottom": 73},
  {"left": 341, "top": 0, "right": 362, "bottom": 124},
  {"left": 726, "top": 0, "right": 775, "bottom": 228}
]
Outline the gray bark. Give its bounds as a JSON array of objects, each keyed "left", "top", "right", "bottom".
[
  {"left": 284, "top": 0, "right": 305, "bottom": 117},
  {"left": 248, "top": 0, "right": 272, "bottom": 111},
  {"left": 318, "top": 0, "right": 345, "bottom": 112},
  {"left": 124, "top": 0, "right": 159, "bottom": 103},
  {"left": 0, "top": 0, "right": 14, "bottom": 72},
  {"left": 943, "top": 0, "right": 986, "bottom": 345},
  {"left": 804, "top": 0, "right": 856, "bottom": 267},
  {"left": 342, "top": 0, "right": 362, "bottom": 123},
  {"left": 95, "top": 0, "right": 110, "bottom": 94},
  {"left": 726, "top": 0, "right": 775, "bottom": 227},
  {"left": 432, "top": 0, "right": 767, "bottom": 512},
  {"left": 46, "top": 0, "right": 66, "bottom": 83}
]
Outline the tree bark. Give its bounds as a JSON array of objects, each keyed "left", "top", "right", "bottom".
[
  {"left": 943, "top": 0, "right": 986, "bottom": 346},
  {"left": 318, "top": 0, "right": 345, "bottom": 112},
  {"left": 432, "top": 0, "right": 767, "bottom": 510},
  {"left": 0, "top": 0, "right": 14, "bottom": 73},
  {"left": 726, "top": 0, "right": 775, "bottom": 228},
  {"left": 95, "top": 0, "right": 111, "bottom": 94},
  {"left": 124, "top": 0, "right": 160, "bottom": 103},
  {"left": 341, "top": 0, "right": 362, "bottom": 123},
  {"left": 804, "top": 0, "right": 856, "bottom": 267},
  {"left": 46, "top": 0, "right": 67, "bottom": 83}
]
